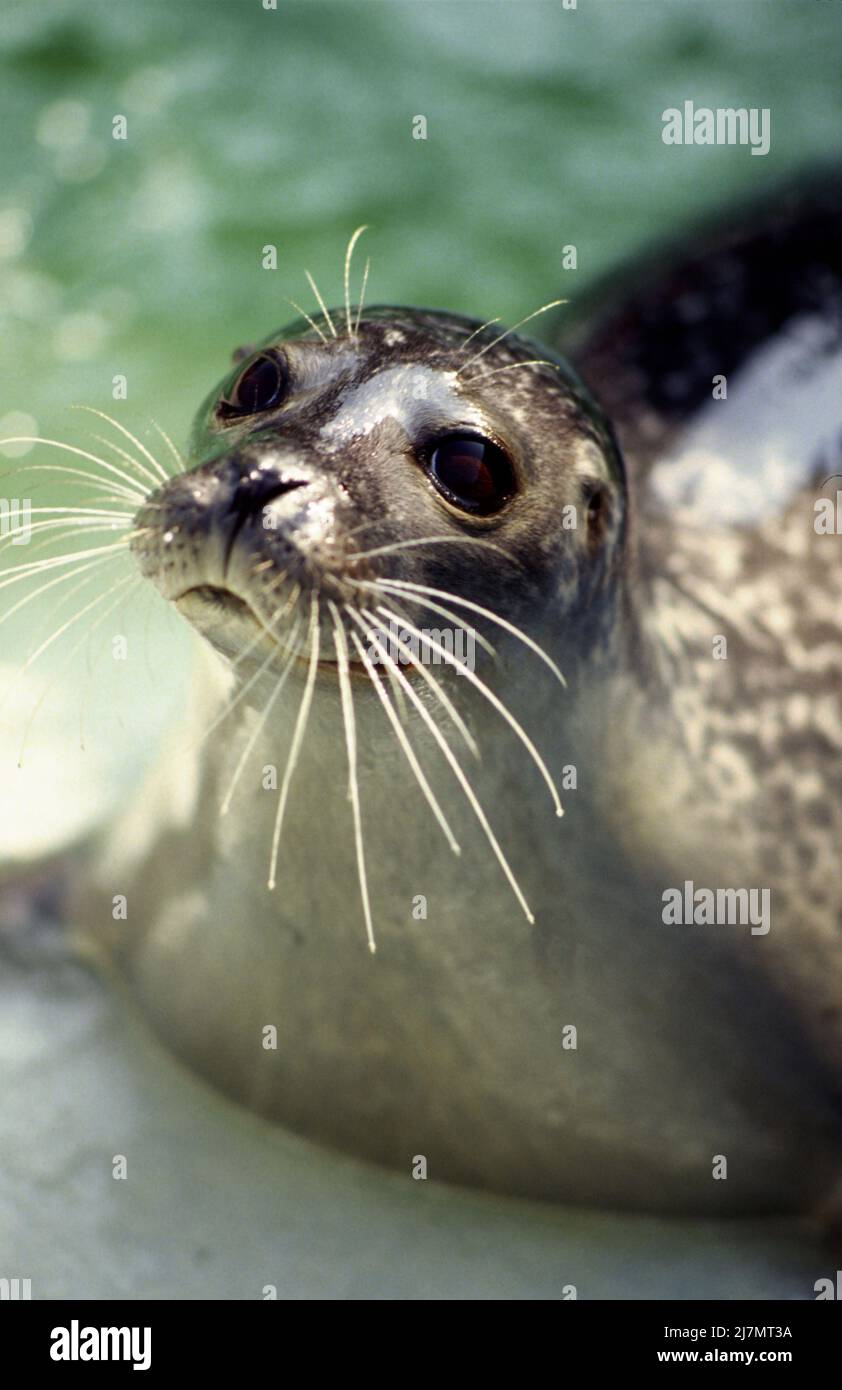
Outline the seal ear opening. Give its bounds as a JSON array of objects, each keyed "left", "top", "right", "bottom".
[{"left": 582, "top": 479, "right": 611, "bottom": 553}]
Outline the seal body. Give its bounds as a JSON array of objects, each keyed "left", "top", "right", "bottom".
[{"left": 73, "top": 185, "right": 842, "bottom": 1214}]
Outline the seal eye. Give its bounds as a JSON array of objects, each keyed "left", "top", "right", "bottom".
[
  {"left": 427, "top": 435, "right": 515, "bottom": 515},
  {"left": 219, "top": 353, "right": 286, "bottom": 419}
]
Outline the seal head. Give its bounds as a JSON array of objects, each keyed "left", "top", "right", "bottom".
[{"left": 132, "top": 307, "right": 625, "bottom": 677}]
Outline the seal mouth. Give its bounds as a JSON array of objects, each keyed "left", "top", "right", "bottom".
[
  {"left": 174, "top": 583, "right": 369, "bottom": 676},
  {"left": 177, "top": 584, "right": 255, "bottom": 621}
]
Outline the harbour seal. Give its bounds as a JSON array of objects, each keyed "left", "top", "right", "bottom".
[{"left": 25, "top": 182, "right": 842, "bottom": 1214}]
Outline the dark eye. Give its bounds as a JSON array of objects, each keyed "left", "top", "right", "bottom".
[
  {"left": 426, "top": 435, "right": 516, "bottom": 515},
  {"left": 219, "top": 353, "right": 286, "bottom": 418}
]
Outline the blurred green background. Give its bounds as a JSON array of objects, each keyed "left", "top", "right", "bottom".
[
  {"left": 1, "top": 0, "right": 842, "bottom": 842},
  {"left": 2, "top": 0, "right": 841, "bottom": 450}
]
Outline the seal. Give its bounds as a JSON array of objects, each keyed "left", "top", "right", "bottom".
[{"left": 52, "top": 184, "right": 842, "bottom": 1214}]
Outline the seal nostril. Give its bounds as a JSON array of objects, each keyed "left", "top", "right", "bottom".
[
  {"left": 230, "top": 472, "right": 309, "bottom": 523},
  {"left": 221, "top": 471, "right": 310, "bottom": 575}
]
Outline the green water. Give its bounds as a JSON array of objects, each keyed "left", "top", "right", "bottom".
[{"left": 2, "top": 0, "right": 841, "bottom": 455}]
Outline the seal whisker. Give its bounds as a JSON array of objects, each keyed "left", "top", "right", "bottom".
[
  {"left": 348, "top": 606, "right": 479, "bottom": 758},
  {"left": 351, "top": 583, "right": 425, "bottom": 722},
  {"left": 450, "top": 317, "right": 502, "bottom": 361},
  {"left": 192, "top": 587, "right": 302, "bottom": 752},
  {"left": 0, "top": 549, "right": 126, "bottom": 636},
  {"left": 0, "top": 538, "right": 130, "bottom": 590},
  {"left": 354, "top": 257, "right": 371, "bottom": 336},
  {"left": 374, "top": 601, "right": 564, "bottom": 818},
  {"left": 72, "top": 406, "right": 171, "bottom": 486},
  {"left": 456, "top": 300, "right": 567, "bottom": 376},
  {"left": 0, "top": 436, "right": 153, "bottom": 501},
  {"left": 329, "top": 601, "right": 376, "bottom": 953},
  {"left": 343, "top": 225, "right": 369, "bottom": 339},
  {"left": 267, "top": 593, "right": 321, "bottom": 889},
  {"left": 360, "top": 578, "right": 496, "bottom": 659},
  {"left": 3, "top": 567, "right": 135, "bottom": 719},
  {"left": 304, "top": 271, "right": 337, "bottom": 340},
  {"left": 16, "top": 574, "right": 142, "bottom": 765},
  {"left": 12, "top": 504, "right": 134, "bottom": 520},
  {"left": 16, "top": 569, "right": 135, "bottom": 678},
  {"left": 353, "top": 606, "right": 534, "bottom": 924},
  {"left": 348, "top": 534, "right": 522, "bottom": 569},
  {"left": 1, "top": 460, "right": 146, "bottom": 508},
  {"left": 286, "top": 297, "right": 329, "bottom": 345},
  {"left": 150, "top": 420, "right": 186, "bottom": 475},
  {"left": 0, "top": 517, "right": 133, "bottom": 561},
  {"left": 349, "top": 622, "right": 461, "bottom": 857},
  {"left": 89, "top": 433, "right": 165, "bottom": 494},
  {"left": 372, "top": 577, "right": 567, "bottom": 688},
  {"left": 195, "top": 617, "right": 301, "bottom": 755},
  {"left": 466, "top": 358, "right": 562, "bottom": 384},
  {"left": 218, "top": 615, "right": 304, "bottom": 818}
]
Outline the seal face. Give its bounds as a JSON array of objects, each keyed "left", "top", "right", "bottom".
[
  {"left": 73, "top": 199, "right": 842, "bottom": 1215},
  {"left": 132, "top": 307, "right": 624, "bottom": 679}
]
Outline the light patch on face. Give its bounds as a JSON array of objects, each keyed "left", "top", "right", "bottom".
[
  {"left": 318, "top": 364, "right": 487, "bottom": 450},
  {"left": 570, "top": 435, "right": 610, "bottom": 482},
  {"left": 650, "top": 314, "right": 842, "bottom": 523}
]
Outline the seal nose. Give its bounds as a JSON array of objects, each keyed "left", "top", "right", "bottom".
[{"left": 228, "top": 468, "right": 308, "bottom": 524}]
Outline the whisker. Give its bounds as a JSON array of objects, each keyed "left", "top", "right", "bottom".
[
  {"left": 267, "top": 593, "right": 320, "bottom": 888},
  {"left": 349, "top": 622, "right": 461, "bottom": 857},
  {"left": 15, "top": 571, "right": 136, "bottom": 683},
  {"left": 0, "top": 517, "right": 131, "bottom": 560},
  {"left": 14, "top": 505, "right": 134, "bottom": 519},
  {"left": 286, "top": 297, "right": 329, "bottom": 345},
  {"left": 372, "top": 576, "right": 566, "bottom": 688},
  {"left": 0, "top": 539, "right": 130, "bottom": 589},
  {"left": 456, "top": 300, "right": 567, "bottom": 376},
  {"left": 17, "top": 575, "right": 142, "bottom": 765},
  {"left": 449, "top": 316, "right": 501, "bottom": 362},
  {"left": 374, "top": 601, "right": 563, "bottom": 817},
  {"left": 354, "top": 257, "right": 371, "bottom": 336},
  {"left": 196, "top": 598, "right": 302, "bottom": 753},
  {"left": 343, "top": 225, "right": 369, "bottom": 338},
  {"left": 88, "top": 431, "right": 163, "bottom": 493},
  {"left": 329, "top": 602, "right": 375, "bottom": 953},
  {"left": 0, "top": 436, "right": 152, "bottom": 500},
  {"left": 1, "top": 461, "right": 145, "bottom": 508},
  {"left": 362, "top": 578, "right": 495, "bottom": 658},
  {"left": 0, "top": 550, "right": 124, "bottom": 631},
  {"left": 347, "top": 606, "right": 478, "bottom": 759},
  {"left": 218, "top": 615, "right": 304, "bottom": 816},
  {"left": 348, "top": 534, "right": 522, "bottom": 569},
  {"left": 352, "top": 606, "right": 534, "bottom": 923},
  {"left": 466, "top": 358, "right": 562, "bottom": 384},
  {"left": 72, "top": 406, "right": 171, "bottom": 485},
  {"left": 151, "top": 420, "right": 186, "bottom": 474},
  {"left": 304, "top": 271, "right": 337, "bottom": 340}
]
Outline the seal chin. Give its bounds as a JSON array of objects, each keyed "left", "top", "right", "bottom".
[
  {"left": 174, "top": 583, "right": 285, "bottom": 665},
  {"left": 173, "top": 581, "right": 368, "bottom": 678}
]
